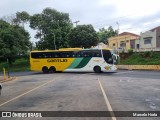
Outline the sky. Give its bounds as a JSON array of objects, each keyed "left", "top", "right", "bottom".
[{"left": 1, "top": 0, "right": 160, "bottom": 42}]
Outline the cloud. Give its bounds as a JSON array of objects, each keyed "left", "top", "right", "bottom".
[
  {"left": 40, "top": 0, "right": 117, "bottom": 25},
  {"left": 1, "top": 0, "right": 160, "bottom": 41},
  {"left": 118, "top": 11, "right": 160, "bottom": 34},
  {"left": 0, "top": 0, "right": 41, "bottom": 16}
]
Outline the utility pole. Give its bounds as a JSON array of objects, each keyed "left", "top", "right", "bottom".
[
  {"left": 116, "top": 22, "right": 119, "bottom": 54},
  {"left": 53, "top": 33, "right": 56, "bottom": 50},
  {"left": 7, "top": 58, "right": 10, "bottom": 78},
  {"left": 73, "top": 20, "right": 80, "bottom": 27}
]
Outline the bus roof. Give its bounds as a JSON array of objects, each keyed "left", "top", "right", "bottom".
[
  {"left": 30, "top": 48, "right": 112, "bottom": 53},
  {"left": 59, "top": 48, "right": 82, "bottom": 51}
]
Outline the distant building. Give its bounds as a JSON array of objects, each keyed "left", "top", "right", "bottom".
[
  {"left": 136, "top": 26, "right": 160, "bottom": 50},
  {"left": 108, "top": 32, "right": 140, "bottom": 51}
]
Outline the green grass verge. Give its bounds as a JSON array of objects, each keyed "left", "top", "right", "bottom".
[
  {"left": 0, "top": 58, "right": 30, "bottom": 72},
  {"left": 119, "top": 52, "right": 160, "bottom": 65}
]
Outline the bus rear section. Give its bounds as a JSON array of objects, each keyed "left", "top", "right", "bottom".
[{"left": 30, "top": 51, "right": 75, "bottom": 73}]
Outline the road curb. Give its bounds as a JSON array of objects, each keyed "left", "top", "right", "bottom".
[
  {"left": 0, "top": 77, "right": 17, "bottom": 83},
  {"left": 117, "top": 65, "right": 160, "bottom": 70}
]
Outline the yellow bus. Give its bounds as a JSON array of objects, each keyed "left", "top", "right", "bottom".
[{"left": 30, "top": 48, "right": 118, "bottom": 73}]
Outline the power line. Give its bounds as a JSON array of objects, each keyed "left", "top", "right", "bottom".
[
  {"left": 91, "top": 12, "right": 160, "bottom": 31},
  {"left": 93, "top": 16, "right": 160, "bottom": 33},
  {"left": 91, "top": 14, "right": 134, "bottom": 26}
]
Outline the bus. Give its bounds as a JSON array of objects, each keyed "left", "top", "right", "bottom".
[{"left": 30, "top": 48, "right": 118, "bottom": 73}]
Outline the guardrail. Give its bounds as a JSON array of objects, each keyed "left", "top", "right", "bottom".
[{"left": 117, "top": 65, "right": 160, "bottom": 70}]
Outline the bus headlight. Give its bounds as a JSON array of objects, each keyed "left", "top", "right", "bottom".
[{"left": 104, "top": 66, "right": 110, "bottom": 70}]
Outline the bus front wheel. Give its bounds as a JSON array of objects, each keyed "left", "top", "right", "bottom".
[
  {"left": 42, "top": 66, "right": 49, "bottom": 73},
  {"left": 49, "top": 66, "right": 56, "bottom": 73},
  {"left": 93, "top": 66, "right": 101, "bottom": 73}
]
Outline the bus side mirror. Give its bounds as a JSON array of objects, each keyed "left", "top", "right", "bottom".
[{"left": 112, "top": 55, "right": 118, "bottom": 64}]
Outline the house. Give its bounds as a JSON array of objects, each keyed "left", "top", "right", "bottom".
[
  {"left": 136, "top": 26, "right": 160, "bottom": 50},
  {"left": 108, "top": 32, "right": 140, "bottom": 51},
  {"left": 94, "top": 42, "right": 108, "bottom": 49}
]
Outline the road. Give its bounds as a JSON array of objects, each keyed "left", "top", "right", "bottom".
[{"left": 0, "top": 70, "right": 160, "bottom": 120}]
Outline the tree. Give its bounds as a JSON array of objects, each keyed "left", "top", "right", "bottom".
[
  {"left": 29, "top": 8, "right": 73, "bottom": 50},
  {"left": 0, "top": 19, "right": 30, "bottom": 64},
  {"left": 68, "top": 24, "right": 98, "bottom": 48},
  {"left": 1, "top": 14, "right": 16, "bottom": 25},
  {"left": 97, "top": 26, "right": 118, "bottom": 44},
  {"left": 13, "top": 11, "right": 30, "bottom": 27}
]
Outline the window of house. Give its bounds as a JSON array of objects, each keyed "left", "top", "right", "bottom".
[
  {"left": 120, "top": 43, "right": 126, "bottom": 47},
  {"left": 136, "top": 44, "right": 140, "bottom": 49},
  {"left": 113, "top": 43, "right": 115, "bottom": 46},
  {"left": 120, "top": 41, "right": 125, "bottom": 43},
  {"left": 144, "top": 37, "right": 152, "bottom": 44},
  {"left": 131, "top": 45, "right": 134, "bottom": 49}
]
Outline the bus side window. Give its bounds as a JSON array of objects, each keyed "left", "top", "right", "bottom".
[
  {"left": 39, "top": 53, "right": 44, "bottom": 58},
  {"left": 51, "top": 52, "right": 55, "bottom": 58},
  {"left": 72, "top": 51, "right": 77, "bottom": 57},
  {"left": 80, "top": 51, "right": 85, "bottom": 57},
  {"left": 83, "top": 51, "right": 88, "bottom": 57},
  {"left": 60, "top": 52, "right": 71, "bottom": 58},
  {"left": 43, "top": 53, "right": 46, "bottom": 58},
  {"left": 31, "top": 53, "right": 38, "bottom": 58},
  {"left": 54, "top": 52, "right": 60, "bottom": 58},
  {"left": 67, "top": 51, "right": 73, "bottom": 58},
  {"left": 66, "top": 52, "right": 72, "bottom": 58},
  {"left": 61, "top": 52, "right": 65, "bottom": 58},
  {"left": 74, "top": 51, "right": 85, "bottom": 57},
  {"left": 84, "top": 50, "right": 92, "bottom": 57},
  {"left": 91, "top": 50, "right": 101, "bottom": 57},
  {"left": 76, "top": 51, "right": 81, "bottom": 57},
  {"left": 46, "top": 52, "right": 52, "bottom": 58}
]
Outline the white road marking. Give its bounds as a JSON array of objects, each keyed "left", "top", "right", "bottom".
[
  {"left": 119, "top": 78, "right": 132, "bottom": 82},
  {"left": 0, "top": 79, "right": 55, "bottom": 107},
  {"left": 98, "top": 78, "right": 117, "bottom": 120}
]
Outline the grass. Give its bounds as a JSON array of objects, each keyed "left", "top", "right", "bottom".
[
  {"left": 0, "top": 58, "right": 30, "bottom": 72},
  {"left": 119, "top": 52, "right": 160, "bottom": 65}
]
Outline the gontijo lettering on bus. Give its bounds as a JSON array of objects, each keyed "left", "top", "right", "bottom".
[{"left": 47, "top": 59, "right": 67, "bottom": 62}]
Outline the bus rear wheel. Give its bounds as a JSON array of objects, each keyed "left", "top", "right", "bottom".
[
  {"left": 42, "top": 66, "right": 49, "bottom": 73},
  {"left": 49, "top": 66, "right": 56, "bottom": 73},
  {"left": 94, "top": 66, "right": 101, "bottom": 73}
]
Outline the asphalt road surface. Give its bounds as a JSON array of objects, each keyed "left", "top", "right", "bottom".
[{"left": 0, "top": 70, "right": 160, "bottom": 120}]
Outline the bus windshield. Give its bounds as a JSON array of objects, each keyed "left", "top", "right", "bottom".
[
  {"left": 102, "top": 50, "right": 119, "bottom": 65},
  {"left": 102, "top": 50, "right": 113, "bottom": 64}
]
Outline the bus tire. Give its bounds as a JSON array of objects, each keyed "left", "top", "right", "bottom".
[
  {"left": 42, "top": 66, "right": 49, "bottom": 73},
  {"left": 93, "top": 66, "right": 101, "bottom": 73},
  {"left": 49, "top": 66, "right": 56, "bottom": 73}
]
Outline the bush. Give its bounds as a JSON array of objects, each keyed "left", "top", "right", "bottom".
[
  {"left": 0, "top": 58, "right": 30, "bottom": 72},
  {"left": 128, "top": 49, "right": 133, "bottom": 54},
  {"left": 122, "top": 50, "right": 125, "bottom": 54},
  {"left": 143, "top": 51, "right": 151, "bottom": 58},
  {"left": 119, "top": 51, "right": 160, "bottom": 65}
]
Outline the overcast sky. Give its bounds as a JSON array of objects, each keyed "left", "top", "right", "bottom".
[{"left": 1, "top": 0, "right": 160, "bottom": 42}]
